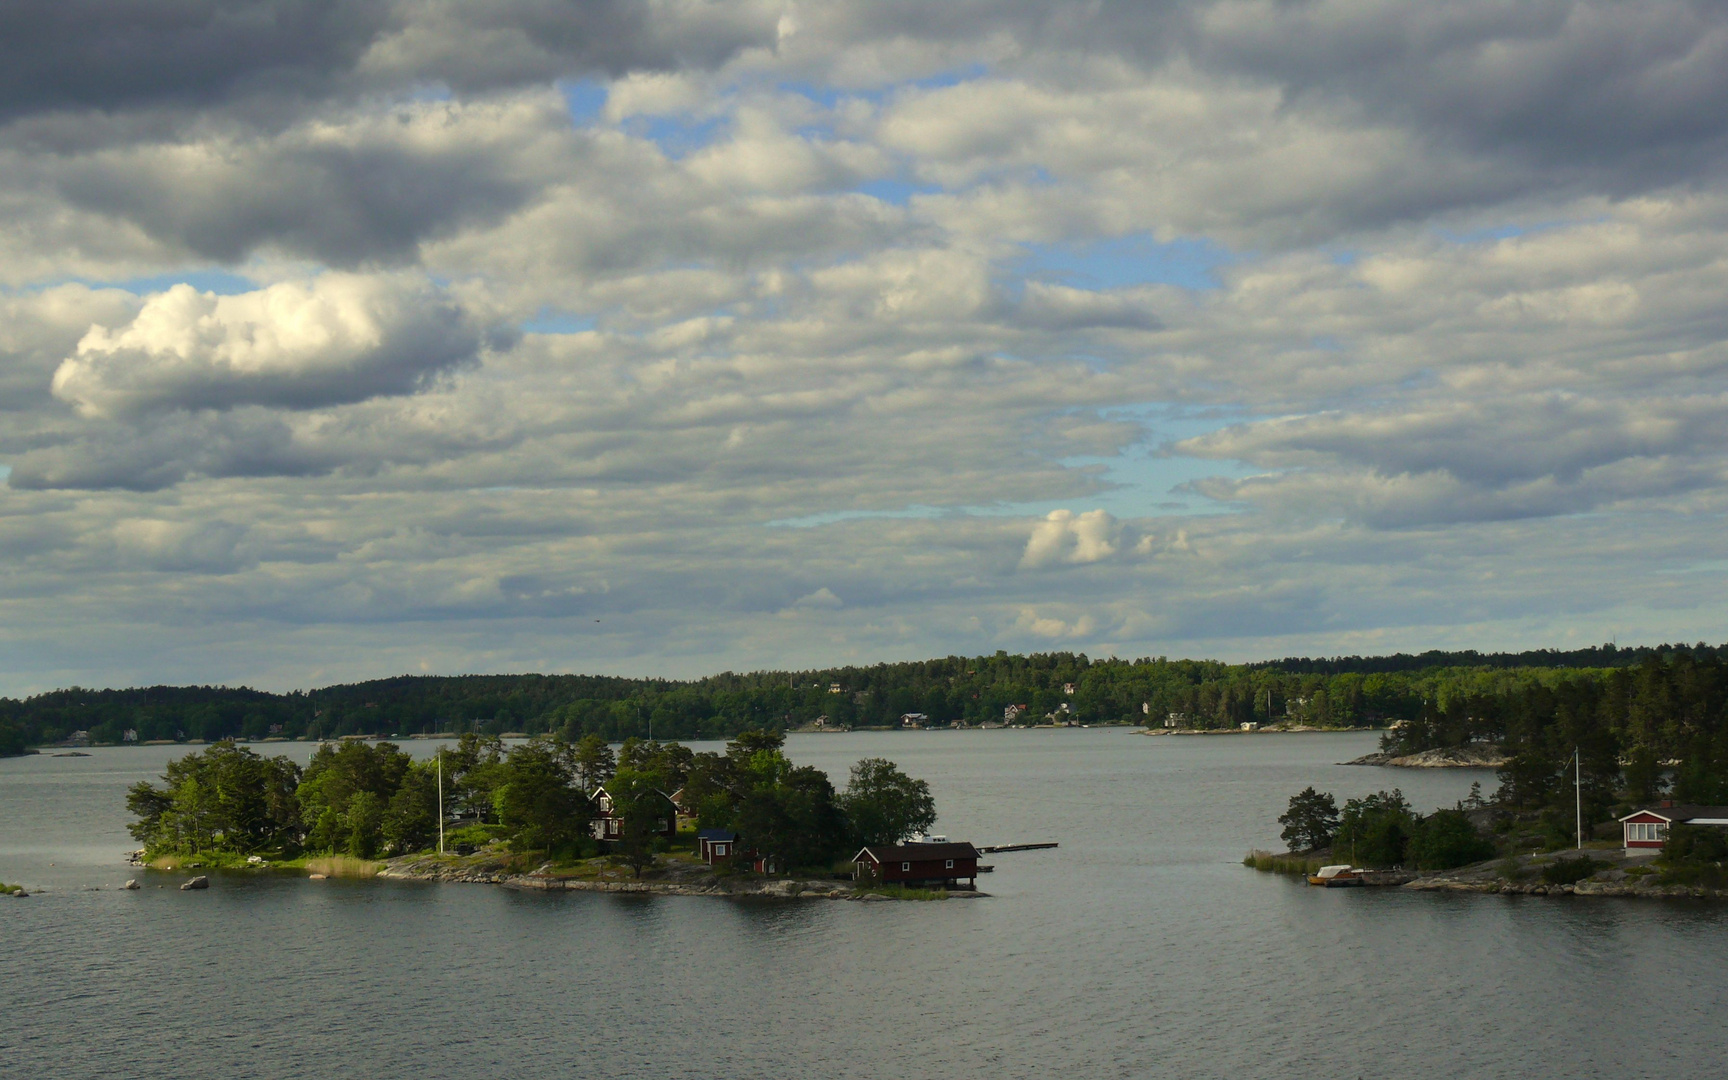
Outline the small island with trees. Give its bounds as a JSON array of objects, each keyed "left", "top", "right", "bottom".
[
  {"left": 124, "top": 728, "right": 976, "bottom": 900},
  {"left": 1249, "top": 642, "right": 1728, "bottom": 897}
]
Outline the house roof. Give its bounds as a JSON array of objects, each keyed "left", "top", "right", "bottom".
[
  {"left": 1620, "top": 805, "right": 1728, "bottom": 824},
  {"left": 855, "top": 842, "right": 980, "bottom": 863},
  {"left": 697, "top": 828, "right": 739, "bottom": 841}
]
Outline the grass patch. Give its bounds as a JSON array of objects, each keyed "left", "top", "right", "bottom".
[
  {"left": 1657, "top": 862, "right": 1728, "bottom": 889},
  {"left": 0, "top": 882, "right": 21, "bottom": 895},
  {"left": 1496, "top": 858, "right": 1537, "bottom": 883},
  {"left": 1243, "top": 850, "right": 1325, "bottom": 875},
  {"left": 861, "top": 884, "right": 949, "bottom": 901},
  {"left": 304, "top": 855, "right": 386, "bottom": 878}
]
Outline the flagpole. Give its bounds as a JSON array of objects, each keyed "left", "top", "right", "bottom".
[
  {"left": 1574, "top": 747, "right": 1582, "bottom": 851},
  {"left": 438, "top": 748, "right": 445, "bottom": 856}
]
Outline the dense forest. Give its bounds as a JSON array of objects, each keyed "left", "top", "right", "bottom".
[{"left": 4, "top": 643, "right": 1726, "bottom": 759}]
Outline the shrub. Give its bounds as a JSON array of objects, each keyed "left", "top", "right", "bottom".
[
  {"left": 1663, "top": 823, "right": 1728, "bottom": 865},
  {"left": 1540, "top": 856, "right": 1603, "bottom": 885}
]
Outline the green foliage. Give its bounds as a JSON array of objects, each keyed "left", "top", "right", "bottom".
[
  {"left": 383, "top": 761, "right": 444, "bottom": 853},
  {"left": 126, "top": 741, "right": 302, "bottom": 856},
  {"left": 569, "top": 733, "right": 616, "bottom": 790},
  {"left": 1541, "top": 856, "right": 1605, "bottom": 885},
  {"left": 495, "top": 738, "right": 591, "bottom": 855},
  {"left": 1278, "top": 787, "right": 1339, "bottom": 853},
  {"left": 298, "top": 741, "right": 413, "bottom": 858},
  {"left": 1662, "top": 822, "right": 1728, "bottom": 865},
  {"left": 26, "top": 643, "right": 1708, "bottom": 749},
  {"left": 607, "top": 767, "right": 672, "bottom": 876},
  {"left": 1409, "top": 809, "right": 1496, "bottom": 870},
  {"left": 1335, "top": 790, "right": 1417, "bottom": 869},
  {"left": 839, "top": 758, "right": 937, "bottom": 846}
]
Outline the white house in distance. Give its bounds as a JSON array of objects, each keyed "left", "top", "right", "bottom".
[{"left": 1619, "top": 802, "right": 1728, "bottom": 850}]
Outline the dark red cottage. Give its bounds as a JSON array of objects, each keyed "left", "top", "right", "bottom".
[{"left": 853, "top": 842, "right": 980, "bottom": 890}]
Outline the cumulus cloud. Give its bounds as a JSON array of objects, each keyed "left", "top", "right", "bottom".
[
  {"left": 1021, "top": 509, "right": 1119, "bottom": 569},
  {"left": 50, "top": 274, "right": 483, "bottom": 419}
]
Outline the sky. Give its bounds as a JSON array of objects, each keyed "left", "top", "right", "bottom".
[{"left": 3, "top": 1, "right": 1728, "bottom": 695}]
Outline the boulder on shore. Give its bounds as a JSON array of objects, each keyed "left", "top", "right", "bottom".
[
  {"left": 123, "top": 879, "right": 140, "bottom": 890},
  {"left": 179, "top": 875, "right": 209, "bottom": 891}
]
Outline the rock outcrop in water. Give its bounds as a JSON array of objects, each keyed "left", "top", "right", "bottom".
[
  {"left": 1343, "top": 744, "right": 1510, "bottom": 768},
  {"left": 179, "top": 875, "right": 209, "bottom": 890}
]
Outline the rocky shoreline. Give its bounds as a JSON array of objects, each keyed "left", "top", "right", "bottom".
[
  {"left": 378, "top": 851, "right": 985, "bottom": 901},
  {"left": 1274, "top": 846, "right": 1726, "bottom": 899}
]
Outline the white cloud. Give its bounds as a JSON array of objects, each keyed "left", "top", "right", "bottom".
[
  {"left": 50, "top": 274, "right": 484, "bottom": 419},
  {"left": 1021, "top": 509, "right": 1119, "bottom": 569}
]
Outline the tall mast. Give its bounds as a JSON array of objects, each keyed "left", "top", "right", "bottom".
[
  {"left": 438, "top": 748, "right": 445, "bottom": 856},
  {"left": 1574, "top": 747, "right": 1582, "bottom": 851}
]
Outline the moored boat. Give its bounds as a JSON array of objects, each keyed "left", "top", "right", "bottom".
[{"left": 1308, "top": 864, "right": 1364, "bottom": 887}]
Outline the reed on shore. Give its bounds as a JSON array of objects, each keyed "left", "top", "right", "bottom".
[{"left": 1243, "top": 850, "right": 1326, "bottom": 875}]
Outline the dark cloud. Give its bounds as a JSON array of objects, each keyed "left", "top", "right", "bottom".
[
  {"left": 0, "top": 1, "right": 389, "bottom": 122},
  {"left": 0, "top": 0, "right": 778, "bottom": 125}
]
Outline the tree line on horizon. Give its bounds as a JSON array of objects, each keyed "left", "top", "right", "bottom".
[
  {"left": 6, "top": 642, "right": 1725, "bottom": 764},
  {"left": 127, "top": 729, "right": 938, "bottom": 877}
]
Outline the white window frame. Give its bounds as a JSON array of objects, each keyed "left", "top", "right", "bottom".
[
  {"left": 945, "top": 859, "right": 954, "bottom": 869},
  {"left": 901, "top": 862, "right": 911, "bottom": 872}
]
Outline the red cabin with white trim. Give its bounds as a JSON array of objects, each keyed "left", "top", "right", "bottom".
[{"left": 1619, "top": 803, "right": 1728, "bottom": 850}]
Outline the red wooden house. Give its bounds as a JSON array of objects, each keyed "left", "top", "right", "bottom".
[
  {"left": 588, "top": 785, "right": 678, "bottom": 844},
  {"left": 1620, "top": 802, "right": 1728, "bottom": 850},
  {"left": 853, "top": 841, "right": 981, "bottom": 890},
  {"left": 697, "top": 828, "right": 741, "bottom": 866}
]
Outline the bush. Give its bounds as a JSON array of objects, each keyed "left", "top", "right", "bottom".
[
  {"left": 1663, "top": 823, "right": 1728, "bottom": 865},
  {"left": 1541, "top": 856, "right": 1603, "bottom": 885}
]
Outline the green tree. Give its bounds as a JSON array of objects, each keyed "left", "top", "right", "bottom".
[
  {"left": 383, "top": 760, "right": 444, "bottom": 853},
  {"left": 607, "top": 768, "right": 670, "bottom": 877},
  {"left": 1335, "top": 789, "right": 1416, "bottom": 868},
  {"left": 297, "top": 740, "right": 413, "bottom": 856},
  {"left": 125, "top": 742, "right": 303, "bottom": 856},
  {"left": 496, "top": 738, "right": 590, "bottom": 854},
  {"left": 1409, "top": 809, "right": 1494, "bottom": 870},
  {"left": 839, "top": 758, "right": 937, "bottom": 846},
  {"left": 570, "top": 732, "right": 616, "bottom": 791},
  {"left": 1278, "top": 787, "right": 1340, "bottom": 853}
]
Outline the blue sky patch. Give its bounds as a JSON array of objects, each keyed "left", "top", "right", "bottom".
[
  {"left": 521, "top": 310, "right": 598, "bottom": 335},
  {"left": 560, "top": 80, "right": 608, "bottom": 126},
  {"left": 1017, "top": 235, "right": 1236, "bottom": 291}
]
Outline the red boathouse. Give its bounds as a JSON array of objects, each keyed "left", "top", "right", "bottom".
[{"left": 853, "top": 842, "right": 981, "bottom": 890}]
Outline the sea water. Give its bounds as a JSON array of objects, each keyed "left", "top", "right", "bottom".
[{"left": 2, "top": 730, "right": 1722, "bottom": 1078}]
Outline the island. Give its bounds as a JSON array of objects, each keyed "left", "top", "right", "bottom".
[{"left": 123, "top": 729, "right": 986, "bottom": 900}]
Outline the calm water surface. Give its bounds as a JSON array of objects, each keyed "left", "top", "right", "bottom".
[{"left": 3, "top": 730, "right": 1723, "bottom": 1079}]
